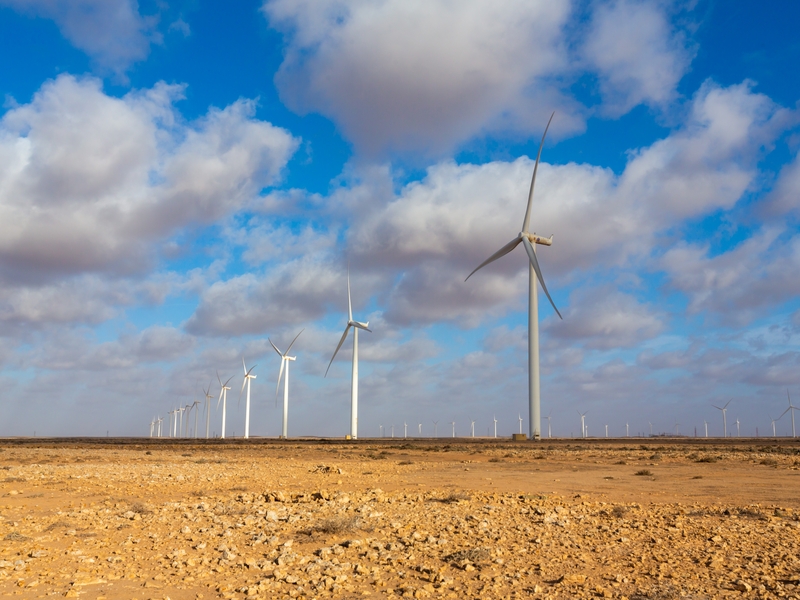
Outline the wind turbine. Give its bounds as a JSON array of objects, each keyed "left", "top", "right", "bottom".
[
  {"left": 270, "top": 329, "right": 304, "bottom": 439},
  {"left": 217, "top": 372, "right": 233, "bottom": 440},
  {"left": 156, "top": 416, "right": 162, "bottom": 438},
  {"left": 674, "top": 423, "right": 680, "bottom": 436},
  {"left": 190, "top": 400, "right": 201, "bottom": 438},
  {"left": 781, "top": 390, "right": 798, "bottom": 438},
  {"left": 379, "top": 424, "right": 384, "bottom": 437},
  {"left": 404, "top": 422, "right": 408, "bottom": 438},
  {"left": 735, "top": 418, "right": 740, "bottom": 437},
  {"left": 546, "top": 410, "right": 552, "bottom": 438},
  {"left": 432, "top": 420, "right": 438, "bottom": 437},
  {"left": 240, "top": 358, "right": 257, "bottom": 439},
  {"left": 712, "top": 399, "right": 732, "bottom": 437},
  {"left": 625, "top": 422, "right": 629, "bottom": 437},
  {"left": 466, "top": 113, "right": 562, "bottom": 440},
  {"left": 648, "top": 422, "right": 653, "bottom": 436},
  {"left": 325, "top": 268, "right": 372, "bottom": 439},
  {"left": 451, "top": 421, "right": 456, "bottom": 438},
  {"left": 577, "top": 410, "right": 587, "bottom": 439},
  {"left": 149, "top": 419, "right": 155, "bottom": 438},
  {"left": 769, "top": 414, "right": 780, "bottom": 437},
  {"left": 418, "top": 422, "right": 422, "bottom": 437},
  {"left": 203, "top": 382, "right": 214, "bottom": 439},
  {"left": 518, "top": 413, "right": 523, "bottom": 435},
  {"left": 704, "top": 420, "right": 708, "bottom": 438},
  {"left": 604, "top": 424, "right": 608, "bottom": 438},
  {"left": 470, "top": 419, "right": 476, "bottom": 438},
  {"left": 493, "top": 415, "right": 498, "bottom": 438}
]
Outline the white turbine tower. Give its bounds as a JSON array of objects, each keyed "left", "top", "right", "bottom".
[
  {"left": 432, "top": 421, "right": 438, "bottom": 437},
  {"left": 546, "top": 410, "right": 552, "bottom": 438},
  {"left": 270, "top": 329, "right": 304, "bottom": 439},
  {"left": 577, "top": 410, "right": 587, "bottom": 439},
  {"left": 217, "top": 373, "right": 233, "bottom": 440},
  {"left": 418, "top": 423, "right": 422, "bottom": 437},
  {"left": 704, "top": 420, "right": 708, "bottom": 438},
  {"left": 466, "top": 114, "right": 562, "bottom": 440},
  {"left": 470, "top": 419, "right": 475, "bottom": 438},
  {"left": 240, "top": 358, "right": 257, "bottom": 439},
  {"left": 518, "top": 413, "right": 523, "bottom": 435},
  {"left": 190, "top": 400, "right": 201, "bottom": 438},
  {"left": 203, "top": 382, "right": 214, "bottom": 439},
  {"left": 325, "top": 269, "right": 372, "bottom": 440},
  {"left": 604, "top": 424, "right": 608, "bottom": 438},
  {"left": 625, "top": 422, "right": 629, "bottom": 437},
  {"left": 769, "top": 414, "right": 780, "bottom": 437},
  {"left": 156, "top": 416, "right": 162, "bottom": 438},
  {"left": 735, "top": 419, "right": 740, "bottom": 437},
  {"left": 648, "top": 422, "right": 653, "bottom": 436},
  {"left": 712, "top": 399, "right": 732, "bottom": 437},
  {"left": 493, "top": 415, "right": 498, "bottom": 438},
  {"left": 451, "top": 421, "right": 456, "bottom": 438}
]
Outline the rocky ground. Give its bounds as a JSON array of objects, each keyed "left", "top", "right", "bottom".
[{"left": 0, "top": 438, "right": 799, "bottom": 599}]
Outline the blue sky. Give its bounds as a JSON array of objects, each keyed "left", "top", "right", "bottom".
[{"left": 1, "top": 0, "right": 800, "bottom": 439}]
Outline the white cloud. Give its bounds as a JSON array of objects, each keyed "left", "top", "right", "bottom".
[
  {"left": 581, "top": 0, "right": 694, "bottom": 115},
  {"left": 547, "top": 286, "right": 663, "bottom": 349},
  {"left": 264, "top": 0, "right": 580, "bottom": 156},
  {"left": 263, "top": 0, "right": 701, "bottom": 155},
  {"left": 0, "top": 74, "right": 298, "bottom": 282},
  {"left": 0, "top": 0, "right": 158, "bottom": 75}
]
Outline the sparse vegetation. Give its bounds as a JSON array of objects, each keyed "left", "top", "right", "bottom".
[
  {"left": 444, "top": 547, "right": 491, "bottom": 565},
  {"left": 635, "top": 469, "right": 653, "bottom": 476},
  {"left": 314, "top": 515, "right": 361, "bottom": 535}
]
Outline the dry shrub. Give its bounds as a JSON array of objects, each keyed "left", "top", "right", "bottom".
[
  {"left": 130, "top": 502, "right": 150, "bottom": 514},
  {"left": 488, "top": 457, "right": 502, "bottom": 463},
  {"left": 760, "top": 458, "right": 778, "bottom": 466},
  {"left": 696, "top": 456, "right": 717, "bottom": 463},
  {"left": 398, "top": 460, "right": 414, "bottom": 466},
  {"left": 44, "top": 520, "right": 71, "bottom": 531},
  {"left": 612, "top": 505, "right": 629, "bottom": 518},
  {"left": 635, "top": 469, "right": 653, "bottom": 476},
  {"left": 4, "top": 532, "right": 30, "bottom": 542},
  {"left": 649, "top": 453, "right": 663, "bottom": 461},
  {"left": 314, "top": 515, "right": 361, "bottom": 535}
]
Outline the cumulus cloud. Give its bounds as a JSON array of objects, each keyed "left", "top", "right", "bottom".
[
  {"left": 660, "top": 227, "right": 800, "bottom": 323},
  {"left": 547, "top": 286, "right": 663, "bottom": 349},
  {"left": 263, "top": 0, "right": 700, "bottom": 155},
  {"left": 581, "top": 0, "right": 694, "bottom": 115},
  {"left": 264, "top": 0, "right": 579, "bottom": 156},
  {"left": 0, "top": 0, "right": 158, "bottom": 75},
  {"left": 0, "top": 74, "right": 298, "bottom": 283}
]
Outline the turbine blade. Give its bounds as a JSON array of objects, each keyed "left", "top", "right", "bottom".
[
  {"left": 522, "top": 236, "right": 562, "bottom": 319},
  {"left": 522, "top": 111, "right": 555, "bottom": 234},
  {"left": 724, "top": 398, "right": 732, "bottom": 408},
  {"left": 354, "top": 321, "right": 371, "bottom": 332},
  {"left": 217, "top": 388, "right": 223, "bottom": 409},
  {"left": 325, "top": 325, "right": 352, "bottom": 377},
  {"left": 269, "top": 338, "right": 282, "bottom": 356},
  {"left": 285, "top": 328, "right": 304, "bottom": 355},
  {"left": 217, "top": 370, "right": 222, "bottom": 386},
  {"left": 347, "top": 267, "right": 353, "bottom": 322},
  {"left": 465, "top": 237, "right": 521, "bottom": 281},
  {"left": 246, "top": 365, "right": 257, "bottom": 377},
  {"left": 276, "top": 359, "right": 285, "bottom": 398}
]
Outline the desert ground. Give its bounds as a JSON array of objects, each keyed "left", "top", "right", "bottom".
[{"left": 0, "top": 437, "right": 799, "bottom": 600}]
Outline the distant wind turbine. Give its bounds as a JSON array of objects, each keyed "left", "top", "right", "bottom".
[
  {"left": 470, "top": 419, "right": 476, "bottom": 438},
  {"left": 712, "top": 399, "right": 732, "bottom": 438},
  {"left": 493, "top": 415, "right": 498, "bottom": 438},
  {"left": 325, "top": 268, "right": 371, "bottom": 439},
  {"left": 432, "top": 420, "right": 438, "bottom": 437},
  {"left": 217, "top": 372, "right": 233, "bottom": 440},
  {"left": 270, "top": 329, "right": 304, "bottom": 439},
  {"left": 451, "top": 421, "right": 456, "bottom": 438},
  {"left": 769, "top": 413, "right": 780, "bottom": 437},
  {"left": 735, "top": 418, "right": 740, "bottom": 437},
  {"left": 577, "top": 410, "right": 587, "bottom": 439},
  {"left": 240, "top": 358, "right": 257, "bottom": 439},
  {"left": 466, "top": 113, "right": 562, "bottom": 440},
  {"left": 782, "top": 390, "right": 798, "bottom": 438},
  {"left": 704, "top": 420, "right": 708, "bottom": 438},
  {"left": 156, "top": 416, "right": 162, "bottom": 438},
  {"left": 418, "top": 423, "right": 422, "bottom": 436},
  {"left": 546, "top": 410, "right": 552, "bottom": 438},
  {"left": 518, "top": 413, "right": 523, "bottom": 435},
  {"left": 190, "top": 399, "right": 201, "bottom": 438},
  {"left": 203, "top": 382, "right": 214, "bottom": 439}
]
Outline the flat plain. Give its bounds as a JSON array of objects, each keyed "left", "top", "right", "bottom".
[{"left": 0, "top": 437, "right": 798, "bottom": 599}]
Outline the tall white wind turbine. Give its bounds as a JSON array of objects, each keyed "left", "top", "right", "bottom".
[
  {"left": 518, "top": 413, "right": 523, "bottom": 434},
  {"left": 712, "top": 399, "right": 732, "bottom": 437},
  {"left": 203, "top": 382, "right": 214, "bottom": 439},
  {"left": 156, "top": 416, "right": 162, "bottom": 438},
  {"left": 270, "top": 329, "right": 304, "bottom": 439},
  {"left": 493, "top": 415, "right": 498, "bottom": 438},
  {"left": 432, "top": 421, "right": 438, "bottom": 437},
  {"left": 546, "top": 410, "right": 552, "bottom": 438},
  {"left": 769, "top": 414, "right": 780, "bottom": 437},
  {"left": 240, "top": 358, "right": 257, "bottom": 439},
  {"left": 217, "top": 372, "right": 233, "bottom": 439},
  {"left": 782, "top": 390, "right": 798, "bottom": 437},
  {"left": 466, "top": 114, "right": 562, "bottom": 440},
  {"left": 190, "top": 400, "right": 201, "bottom": 438},
  {"left": 325, "top": 269, "right": 372, "bottom": 440}
]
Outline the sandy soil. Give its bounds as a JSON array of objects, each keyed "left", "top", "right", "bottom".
[{"left": 0, "top": 437, "right": 799, "bottom": 599}]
